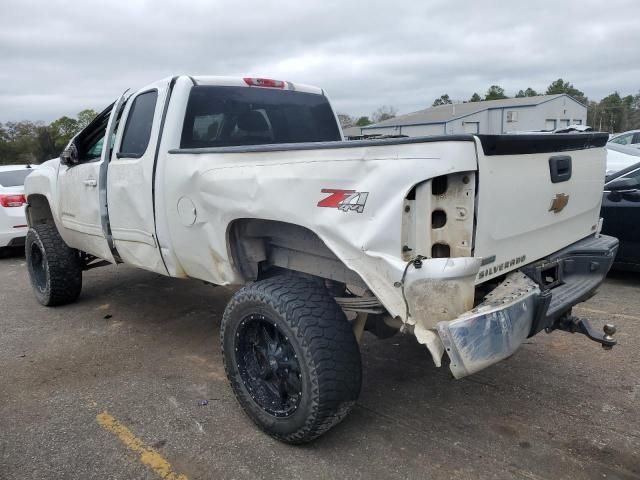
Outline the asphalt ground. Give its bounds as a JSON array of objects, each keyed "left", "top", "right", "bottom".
[{"left": 0, "top": 247, "right": 638, "bottom": 479}]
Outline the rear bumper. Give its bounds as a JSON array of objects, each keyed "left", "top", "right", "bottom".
[
  {"left": 521, "top": 234, "right": 619, "bottom": 335},
  {"left": 437, "top": 234, "right": 618, "bottom": 378},
  {"left": 0, "top": 229, "right": 27, "bottom": 248}
]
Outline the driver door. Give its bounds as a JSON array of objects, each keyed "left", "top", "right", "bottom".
[{"left": 57, "top": 95, "right": 127, "bottom": 261}]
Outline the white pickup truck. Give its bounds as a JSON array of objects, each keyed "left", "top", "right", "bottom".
[{"left": 24, "top": 75, "right": 618, "bottom": 443}]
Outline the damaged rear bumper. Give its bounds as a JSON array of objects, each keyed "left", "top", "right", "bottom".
[
  {"left": 433, "top": 234, "right": 619, "bottom": 379},
  {"left": 437, "top": 272, "right": 539, "bottom": 378}
]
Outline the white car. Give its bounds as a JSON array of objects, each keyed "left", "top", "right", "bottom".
[
  {"left": 608, "top": 129, "right": 640, "bottom": 148},
  {"left": 0, "top": 165, "right": 34, "bottom": 248},
  {"left": 606, "top": 143, "right": 640, "bottom": 174}
]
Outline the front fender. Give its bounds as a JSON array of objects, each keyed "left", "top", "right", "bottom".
[{"left": 24, "top": 159, "right": 60, "bottom": 227}]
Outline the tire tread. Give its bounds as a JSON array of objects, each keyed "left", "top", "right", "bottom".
[
  {"left": 221, "top": 275, "right": 361, "bottom": 443},
  {"left": 26, "top": 224, "right": 82, "bottom": 306}
]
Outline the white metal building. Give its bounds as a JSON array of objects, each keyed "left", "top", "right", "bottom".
[{"left": 359, "top": 94, "right": 587, "bottom": 137}]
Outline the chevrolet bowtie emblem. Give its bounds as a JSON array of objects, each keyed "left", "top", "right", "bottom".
[{"left": 549, "top": 193, "right": 569, "bottom": 213}]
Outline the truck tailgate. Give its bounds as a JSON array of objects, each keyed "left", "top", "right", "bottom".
[{"left": 473, "top": 133, "right": 609, "bottom": 283}]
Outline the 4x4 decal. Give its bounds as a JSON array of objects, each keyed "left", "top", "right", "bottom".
[{"left": 317, "top": 189, "right": 369, "bottom": 213}]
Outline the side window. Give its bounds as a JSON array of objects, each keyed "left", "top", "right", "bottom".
[
  {"left": 622, "top": 168, "right": 640, "bottom": 181},
  {"left": 119, "top": 90, "right": 158, "bottom": 157},
  {"left": 633, "top": 133, "right": 640, "bottom": 145},
  {"left": 606, "top": 168, "right": 640, "bottom": 189},
  {"left": 74, "top": 103, "right": 113, "bottom": 162},
  {"left": 611, "top": 133, "right": 632, "bottom": 145},
  {"left": 86, "top": 137, "right": 104, "bottom": 158}
]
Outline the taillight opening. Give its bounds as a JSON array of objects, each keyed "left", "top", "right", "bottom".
[
  {"left": 0, "top": 194, "right": 27, "bottom": 208},
  {"left": 243, "top": 77, "right": 285, "bottom": 89}
]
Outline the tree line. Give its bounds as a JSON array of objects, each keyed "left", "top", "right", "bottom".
[
  {"left": 0, "top": 109, "right": 97, "bottom": 166},
  {"left": 4, "top": 78, "right": 640, "bottom": 166},
  {"left": 338, "top": 105, "right": 398, "bottom": 130},
  {"left": 340, "top": 78, "right": 640, "bottom": 134}
]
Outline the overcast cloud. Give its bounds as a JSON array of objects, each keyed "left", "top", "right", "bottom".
[{"left": 1, "top": 0, "right": 639, "bottom": 122}]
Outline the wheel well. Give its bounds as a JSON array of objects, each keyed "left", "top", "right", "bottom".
[
  {"left": 26, "top": 194, "right": 54, "bottom": 226},
  {"left": 228, "top": 219, "right": 366, "bottom": 288}
]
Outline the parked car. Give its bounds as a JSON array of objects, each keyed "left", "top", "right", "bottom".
[
  {"left": 606, "top": 143, "right": 640, "bottom": 174},
  {"left": 553, "top": 124, "right": 593, "bottom": 133},
  {"left": 608, "top": 129, "right": 640, "bottom": 148},
  {"left": 24, "top": 75, "right": 618, "bottom": 443},
  {"left": 0, "top": 164, "right": 34, "bottom": 249},
  {"left": 601, "top": 160, "right": 640, "bottom": 270}
]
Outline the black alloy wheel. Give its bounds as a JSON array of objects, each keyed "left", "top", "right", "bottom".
[{"left": 235, "top": 314, "right": 302, "bottom": 417}]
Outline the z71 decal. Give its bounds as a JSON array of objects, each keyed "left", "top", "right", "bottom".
[{"left": 317, "top": 189, "right": 369, "bottom": 213}]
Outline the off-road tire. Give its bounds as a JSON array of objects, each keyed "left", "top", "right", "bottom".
[
  {"left": 221, "top": 275, "right": 362, "bottom": 444},
  {"left": 25, "top": 224, "right": 82, "bottom": 306}
]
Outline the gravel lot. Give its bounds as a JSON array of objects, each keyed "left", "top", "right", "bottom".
[{"left": 1, "top": 248, "right": 638, "bottom": 480}]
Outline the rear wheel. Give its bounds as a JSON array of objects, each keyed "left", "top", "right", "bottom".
[
  {"left": 25, "top": 224, "right": 82, "bottom": 306},
  {"left": 221, "top": 275, "right": 361, "bottom": 444}
]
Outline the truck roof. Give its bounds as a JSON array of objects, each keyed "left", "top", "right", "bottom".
[
  {"left": 137, "top": 75, "right": 324, "bottom": 96},
  {"left": 191, "top": 76, "right": 324, "bottom": 96}
]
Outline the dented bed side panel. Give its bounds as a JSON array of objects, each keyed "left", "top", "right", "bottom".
[{"left": 156, "top": 134, "right": 479, "bottom": 323}]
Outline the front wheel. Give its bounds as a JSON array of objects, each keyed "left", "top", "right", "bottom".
[
  {"left": 221, "top": 275, "right": 362, "bottom": 444},
  {"left": 25, "top": 224, "right": 82, "bottom": 306}
]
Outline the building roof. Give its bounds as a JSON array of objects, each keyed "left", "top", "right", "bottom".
[{"left": 362, "top": 94, "right": 581, "bottom": 129}]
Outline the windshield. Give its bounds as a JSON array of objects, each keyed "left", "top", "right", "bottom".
[
  {"left": 180, "top": 86, "right": 341, "bottom": 149},
  {"left": 0, "top": 169, "right": 32, "bottom": 187}
]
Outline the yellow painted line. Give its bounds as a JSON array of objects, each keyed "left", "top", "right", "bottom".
[{"left": 96, "top": 411, "right": 188, "bottom": 480}]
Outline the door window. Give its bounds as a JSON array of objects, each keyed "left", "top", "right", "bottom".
[
  {"left": 610, "top": 133, "right": 634, "bottom": 145},
  {"left": 605, "top": 167, "right": 640, "bottom": 189},
  {"left": 75, "top": 104, "right": 113, "bottom": 162},
  {"left": 620, "top": 168, "right": 640, "bottom": 182},
  {"left": 119, "top": 90, "right": 158, "bottom": 157},
  {"left": 86, "top": 137, "right": 104, "bottom": 158}
]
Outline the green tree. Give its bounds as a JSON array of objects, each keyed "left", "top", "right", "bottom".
[
  {"left": 469, "top": 93, "right": 482, "bottom": 102},
  {"left": 355, "top": 116, "right": 372, "bottom": 126},
  {"left": 0, "top": 109, "right": 98, "bottom": 165},
  {"left": 591, "top": 92, "right": 634, "bottom": 133},
  {"left": 432, "top": 94, "right": 452, "bottom": 107},
  {"left": 629, "top": 91, "right": 640, "bottom": 130},
  {"left": 515, "top": 87, "right": 539, "bottom": 98},
  {"left": 34, "top": 124, "right": 58, "bottom": 161},
  {"left": 77, "top": 109, "right": 98, "bottom": 129},
  {"left": 49, "top": 116, "right": 79, "bottom": 151},
  {"left": 1, "top": 121, "right": 39, "bottom": 164},
  {"left": 485, "top": 85, "right": 508, "bottom": 101},
  {"left": 545, "top": 79, "right": 587, "bottom": 104}
]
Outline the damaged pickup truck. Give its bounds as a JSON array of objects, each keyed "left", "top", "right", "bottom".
[{"left": 24, "top": 75, "right": 618, "bottom": 443}]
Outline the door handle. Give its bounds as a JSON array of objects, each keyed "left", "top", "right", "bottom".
[
  {"left": 83, "top": 179, "right": 97, "bottom": 187},
  {"left": 549, "top": 155, "right": 572, "bottom": 183}
]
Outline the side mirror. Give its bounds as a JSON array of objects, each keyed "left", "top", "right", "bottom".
[
  {"left": 60, "top": 142, "right": 79, "bottom": 166},
  {"left": 606, "top": 177, "right": 639, "bottom": 192}
]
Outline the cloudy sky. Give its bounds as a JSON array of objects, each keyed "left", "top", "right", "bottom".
[{"left": 1, "top": 0, "right": 639, "bottom": 123}]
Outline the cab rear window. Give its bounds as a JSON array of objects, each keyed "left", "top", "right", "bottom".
[
  {"left": 180, "top": 86, "right": 341, "bottom": 149},
  {"left": 0, "top": 169, "right": 32, "bottom": 187}
]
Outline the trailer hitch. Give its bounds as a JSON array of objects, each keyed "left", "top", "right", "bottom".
[{"left": 548, "top": 314, "right": 617, "bottom": 350}]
